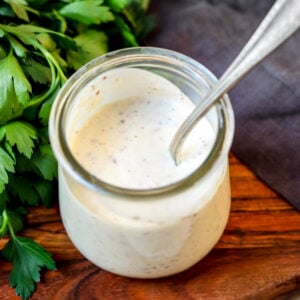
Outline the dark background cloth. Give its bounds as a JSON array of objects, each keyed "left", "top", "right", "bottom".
[{"left": 146, "top": 0, "right": 300, "bottom": 209}]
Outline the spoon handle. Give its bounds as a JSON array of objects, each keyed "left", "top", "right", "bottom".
[{"left": 170, "top": 0, "right": 300, "bottom": 164}]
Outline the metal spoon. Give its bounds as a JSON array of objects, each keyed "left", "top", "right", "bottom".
[{"left": 170, "top": 0, "right": 300, "bottom": 164}]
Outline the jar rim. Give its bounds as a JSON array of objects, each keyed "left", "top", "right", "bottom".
[{"left": 49, "top": 47, "right": 235, "bottom": 197}]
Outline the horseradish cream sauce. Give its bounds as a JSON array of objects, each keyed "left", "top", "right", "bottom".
[{"left": 59, "top": 68, "right": 230, "bottom": 278}]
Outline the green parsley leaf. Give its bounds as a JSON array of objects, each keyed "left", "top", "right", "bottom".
[
  {"left": 6, "top": 33, "right": 28, "bottom": 58},
  {"left": 0, "top": 147, "right": 15, "bottom": 193},
  {"left": 0, "top": 5, "right": 14, "bottom": 18},
  {"left": 0, "top": 51, "right": 31, "bottom": 124},
  {"left": 114, "top": 14, "right": 138, "bottom": 46},
  {"left": 32, "top": 144, "right": 57, "bottom": 181},
  {"left": 38, "top": 87, "right": 59, "bottom": 125},
  {"left": 4, "top": 141, "right": 16, "bottom": 161},
  {"left": 35, "top": 180, "right": 55, "bottom": 208},
  {"left": 1, "top": 236, "right": 56, "bottom": 300},
  {"left": 5, "top": 0, "right": 30, "bottom": 22},
  {"left": 1, "top": 121, "right": 37, "bottom": 158},
  {"left": 107, "top": 0, "right": 150, "bottom": 12},
  {"left": 8, "top": 174, "right": 40, "bottom": 206},
  {"left": 123, "top": 0, "right": 154, "bottom": 37},
  {"left": 23, "top": 55, "right": 52, "bottom": 85},
  {"left": 67, "top": 29, "right": 108, "bottom": 69},
  {"left": 106, "top": 0, "right": 128, "bottom": 11},
  {"left": 59, "top": 0, "right": 114, "bottom": 25}
]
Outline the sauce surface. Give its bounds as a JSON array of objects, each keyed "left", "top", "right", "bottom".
[{"left": 70, "top": 68, "right": 215, "bottom": 189}]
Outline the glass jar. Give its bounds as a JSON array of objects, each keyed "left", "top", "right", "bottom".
[{"left": 49, "top": 47, "right": 234, "bottom": 278}]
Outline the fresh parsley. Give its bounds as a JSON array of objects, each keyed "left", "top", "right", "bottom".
[{"left": 0, "top": 1, "right": 153, "bottom": 299}]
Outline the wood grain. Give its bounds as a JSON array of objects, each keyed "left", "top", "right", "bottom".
[{"left": 1, "top": 153, "right": 300, "bottom": 299}]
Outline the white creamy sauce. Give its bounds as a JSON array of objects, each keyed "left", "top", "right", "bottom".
[
  {"left": 60, "top": 68, "right": 231, "bottom": 278},
  {"left": 70, "top": 99, "right": 214, "bottom": 189},
  {"left": 69, "top": 68, "right": 215, "bottom": 189}
]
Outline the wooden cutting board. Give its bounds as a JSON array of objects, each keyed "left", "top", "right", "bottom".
[{"left": 1, "top": 153, "right": 300, "bottom": 299}]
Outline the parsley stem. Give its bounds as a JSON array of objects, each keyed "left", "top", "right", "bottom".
[
  {"left": 33, "top": 41, "right": 68, "bottom": 83},
  {"left": 0, "top": 209, "right": 9, "bottom": 236},
  {"left": 1, "top": 209, "right": 16, "bottom": 239},
  {"left": 41, "top": 47, "right": 68, "bottom": 83},
  {"left": 26, "top": 53, "right": 60, "bottom": 108},
  {"left": 27, "top": 41, "right": 68, "bottom": 108}
]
